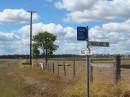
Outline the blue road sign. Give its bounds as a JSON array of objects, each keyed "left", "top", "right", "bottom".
[{"left": 77, "top": 27, "right": 88, "bottom": 41}]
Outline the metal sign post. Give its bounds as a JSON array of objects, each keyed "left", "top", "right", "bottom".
[
  {"left": 77, "top": 26, "right": 90, "bottom": 97},
  {"left": 77, "top": 26, "right": 110, "bottom": 97},
  {"left": 86, "top": 26, "right": 90, "bottom": 97}
]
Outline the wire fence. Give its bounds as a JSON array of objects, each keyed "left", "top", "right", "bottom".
[{"left": 31, "top": 55, "right": 130, "bottom": 84}]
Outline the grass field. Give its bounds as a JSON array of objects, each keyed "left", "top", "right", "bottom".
[
  {"left": 0, "top": 63, "right": 66, "bottom": 97},
  {"left": 0, "top": 58, "right": 130, "bottom": 97}
]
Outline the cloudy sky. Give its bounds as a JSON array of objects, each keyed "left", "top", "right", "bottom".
[{"left": 0, "top": 0, "right": 130, "bottom": 55}]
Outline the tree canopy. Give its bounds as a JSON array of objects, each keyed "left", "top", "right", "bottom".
[
  {"left": 33, "top": 32, "right": 58, "bottom": 56},
  {"left": 32, "top": 43, "right": 40, "bottom": 58},
  {"left": 33, "top": 32, "right": 58, "bottom": 65}
]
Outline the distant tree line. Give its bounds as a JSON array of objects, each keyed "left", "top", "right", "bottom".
[
  {"left": 0, "top": 54, "right": 129, "bottom": 59},
  {"left": 0, "top": 54, "right": 81, "bottom": 59}
]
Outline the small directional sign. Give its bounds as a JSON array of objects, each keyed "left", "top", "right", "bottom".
[
  {"left": 77, "top": 27, "right": 88, "bottom": 41},
  {"left": 88, "top": 41, "right": 109, "bottom": 47},
  {"left": 81, "top": 48, "right": 91, "bottom": 55}
]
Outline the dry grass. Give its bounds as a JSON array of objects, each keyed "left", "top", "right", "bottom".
[
  {"left": 63, "top": 80, "right": 130, "bottom": 97},
  {"left": 32, "top": 58, "right": 130, "bottom": 97},
  {"left": 1, "top": 58, "right": 130, "bottom": 97},
  {"left": 91, "top": 82, "right": 130, "bottom": 97},
  {"left": 0, "top": 63, "right": 66, "bottom": 97}
]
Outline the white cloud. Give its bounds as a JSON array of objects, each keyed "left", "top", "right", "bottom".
[
  {"left": 16, "top": 20, "right": 130, "bottom": 55},
  {"left": 17, "top": 22, "right": 76, "bottom": 40},
  {"left": 0, "top": 22, "right": 77, "bottom": 55},
  {"left": 1, "top": 20, "right": 130, "bottom": 55},
  {"left": 89, "top": 19, "right": 130, "bottom": 54},
  {"left": 55, "top": 0, "right": 97, "bottom": 11},
  {"left": 55, "top": 0, "right": 130, "bottom": 23},
  {"left": 0, "top": 9, "right": 39, "bottom": 24},
  {"left": 0, "top": 31, "right": 25, "bottom": 54}
]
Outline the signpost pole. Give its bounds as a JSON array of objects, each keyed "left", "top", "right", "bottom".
[
  {"left": 86, "top": 26, "right": 90, "bottom": 97},
  {"left": 77, "top": 26, "right": 91, "bottom": 97},
  {"left": 77, "top": 26, "right": 109, "bottom": 97}
]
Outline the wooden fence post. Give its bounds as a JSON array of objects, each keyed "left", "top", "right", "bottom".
[
  {"left": 64, "top": 62, "right": 67, "bottom": 76},
  {"left": 53, "top": 62, "right": 55, "bottom": 73},
  {"left": 73, "top": 59, "right": 76, "bottom": 79},
  {"left": 58, "top": 64, "right": 60, "bottom": 76},
  {"left": 90, "top": 59, "right": 93, "bottom": 83},
  {"left": 49, "top": 63, "right": 51, "bottom": 72},
  {"left": 114, "top": 55, "right": 121, "bottom": 83},
  {"left": 90, "top": 64, "right": 93, "bottom": 83},
  {"left": 43, "top": 62, "right": 45, "bottom": 70},
  {"left": 47, "top": 63, "right": 50, "bottom": 71}
]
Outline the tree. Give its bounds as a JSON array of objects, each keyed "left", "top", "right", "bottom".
[
  {"left": 33, "top": 32, "right": 58, "bottom": 67},
  {"left": 33, "top": 43, "right": 40, "bottom": 59}
]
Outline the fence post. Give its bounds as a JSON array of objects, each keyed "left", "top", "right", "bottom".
[
  {"left": 48, "top": 63, "right": 49, "bottom": 71},
  {"left": 64, "top": 62, "right": 66, "bottom": 76},
  {"left": 58, "top": 64, "right": 60, "bottom": 76},
  {"left": 43, "top": 62, "right": 45, "bottom": 70},
  {"left": 89, "top": 58, "right": 93, "bottom": 83},
  {"left": 53, "top": 62, "right": 55, "bottom": 73},
  {"left": 90, "top": 62, "right": 93, "bottom": 83},
  {"left": 73, "top": 59, "right": 76, "bottom": 79},
  {"left": 114, "top": 55, "right": 121, "bottom": 83},
  {"left": 50, "top": 63, "right": 51, "bottom": 72}
]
